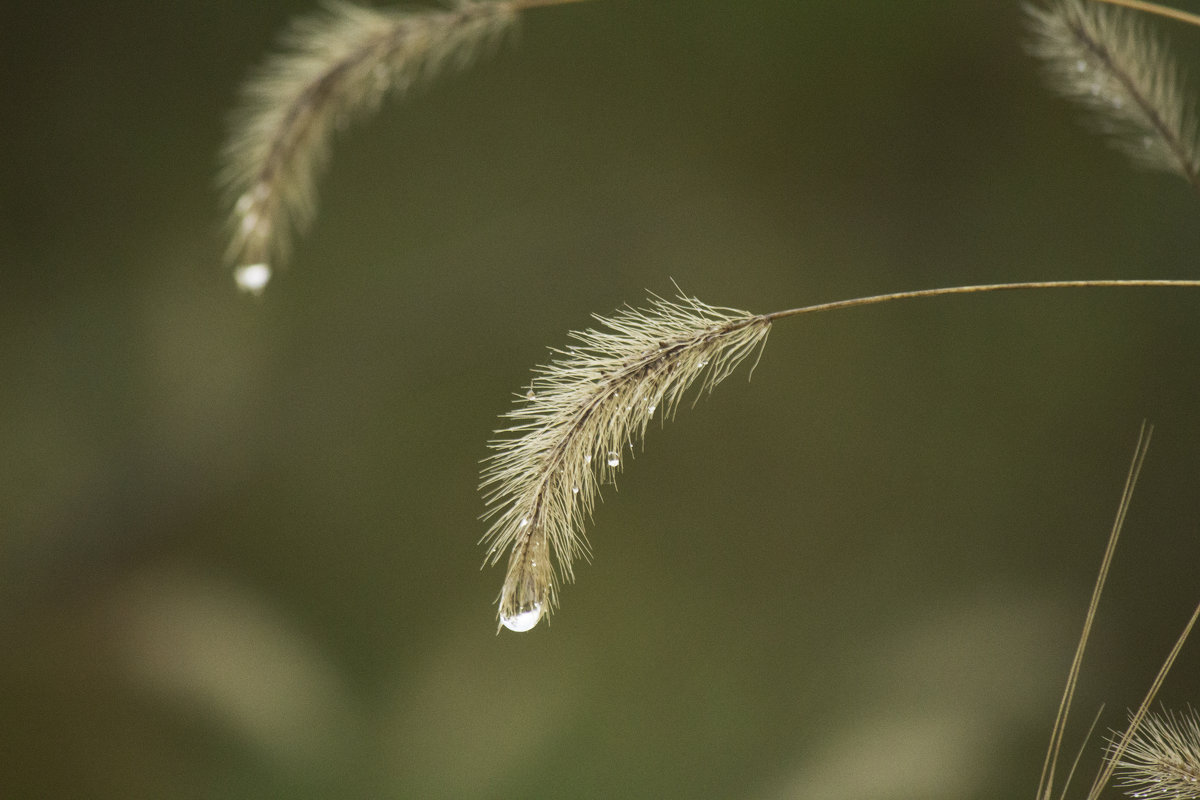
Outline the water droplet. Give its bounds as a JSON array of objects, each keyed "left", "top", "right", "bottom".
[
  {"left": 572, "top": 486, "right": 580, "bottom": 494},
  {"left": 234, "top": 263, "right": 272, "bottom": 295},
  {"left": 526, "top": 388, "right": 536, "bottom": 400},
  {"left": 500, "top": 603, "right": 542, "bottom": 632},
  {"left": 699, "top": 360, "right": 709, "bottom": 368},
  {"left": 606, "top": 451, "right": 620, "bottom": 467},
  {"left": 519, "top": 517, "right": 529, "bottom": 528},
  {"left": 584, "top": 454, "right": 592, "bottom": 465},
  {"left": 1075, "top": 59, "right": 1087, "bottom": 73},
  {"left": 648, "top": 404, "right": 657, "bottom": 414}
]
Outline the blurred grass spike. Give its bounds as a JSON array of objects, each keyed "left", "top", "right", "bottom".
[
  {"left": 1026, "top": 0, "right": 1200, "bottom": 192},
  {"left": 219, "top": 0, "right": 595, "bottom": 293}
]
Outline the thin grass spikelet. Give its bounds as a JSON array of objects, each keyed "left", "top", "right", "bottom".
[
  {"left": 220, "top": 1, "right": 518, "bottom": 293},
  {"left": 1026, "top": 0, "right": 1200, "bottom": 190},
  {"left": 1112, "top": 708, "right": 1200, "bottom": 800},
  {"left": 480, "top": 294, "right": 771, "bottom": 631}
]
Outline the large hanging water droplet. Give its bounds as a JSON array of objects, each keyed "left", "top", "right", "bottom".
[
  {"left": 526, "top": 388, "right": 536, "bottom": 400},
  {"left": 606, "top": 451, "right": 620, "bottom": 467},
  {"left": 234, "top": 263, "right": 272, "bottom": 296},
  {"left": 500, "top": 603, "right": 542, "bottom": 632}
]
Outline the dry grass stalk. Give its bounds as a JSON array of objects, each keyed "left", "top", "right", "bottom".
[
  {"left": 1026, "top": 0, "right": 1200, "bottom": 191},
  {"left": 1037, "top": 423, "right": 1152, "bottom": 800}
]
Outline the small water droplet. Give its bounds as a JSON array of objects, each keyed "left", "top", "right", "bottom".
[
  {"left": 699, "top": 360, "right": 709, "bottom": 368},
  {"left": 234, "top": 263, "right": 272, "bottom": 295},
  {"left": 572, "top": 486, "right": 580, "bottom": 494},
  {"left": 500, "top": 603, "right": 542, "bottom": 632},
  {"left": 519, "top": 517, "right": 529, "bottom": 528},
  {"left": 1076, "top": 59, "right": 1087, "bottom": 73},
  {"left": 648, "top": 404, "right": 657, "bottom": 414},
  {"left": 607, "top": 451, "right": 620, "bottom": 467},
  {"left": 584, "top": 454, "right": 592, "bottom": 465}
]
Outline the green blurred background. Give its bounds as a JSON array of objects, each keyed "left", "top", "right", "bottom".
[{"left": 3, "top": 1, "right": 1200, "bottom": 797}]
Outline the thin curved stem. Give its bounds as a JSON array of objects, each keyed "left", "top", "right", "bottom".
[
  {"left": 1093, "top": 0, "right": 1200, "bottom": 29},
  {"left": 511, "top": 0, "right": 599, "bottom": 10},
  {"left": 764, "top": 280, "right": 1200, "bottom": 323}
]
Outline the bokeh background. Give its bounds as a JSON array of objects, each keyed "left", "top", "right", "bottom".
[{"left": 4, "top": 1, "right": 1200, "bottom": 797}]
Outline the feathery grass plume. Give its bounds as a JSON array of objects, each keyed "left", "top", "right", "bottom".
[
  {"left": 1112, "top": 707, "right": 1200, "bottom": 799},
  {"left": 480, "top": 294, "right": 771, "bottom": 631},
  {"left": 220, "top": 1, "right": 523, "bottom": 294},
  {"left": 480, "top": 281, "right": 1200, "bottom": 631},
  {"left": 1026, "top": 0, "right": 1200, "bottom": 191}
]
